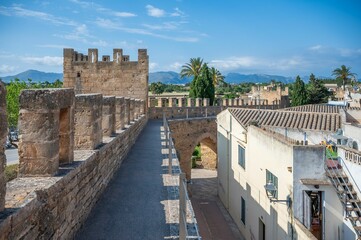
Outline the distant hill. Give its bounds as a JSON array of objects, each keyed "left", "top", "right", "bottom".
[
  {"left": 149, "top": 71, "right": 295, "bottom": 84},
  {"left": 0, "top": 70, "right": 63, "bottom": 83},
  {"left": 225, "top": 73, "right": 294, "bottom": 84},
  {"left": 4, "top": 69, "right": 348, "bottom": 85},
  {"left": 149, "top": 71, "right": 192, "bottom": 84}
]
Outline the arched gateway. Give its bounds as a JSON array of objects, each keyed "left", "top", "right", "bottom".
[{"left": 168, "top": 118, "right": 217, "bottom": 179}]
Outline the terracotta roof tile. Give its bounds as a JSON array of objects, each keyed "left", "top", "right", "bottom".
[
  {"left": 284, "top": 104, "right": 361, "bottom": 113},
  {"left": 228, "top": 108, "right": 341, "bottom": 132}
]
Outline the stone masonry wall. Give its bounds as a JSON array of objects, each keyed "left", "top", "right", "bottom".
[
  {"left": 63, "top": 48, "right": 149, "bottom": 105},
  {"left": 0, "top": 115, "right": 147, "bottom": 239},
  {"left": 149, "top": 104, "right": 281, "bottom": 119},
  {"left": 0, "top": 81, "right": 7, "bottom": 212},
  {"left": 169, "top": 118, "right": 217, "bottom": 180}
]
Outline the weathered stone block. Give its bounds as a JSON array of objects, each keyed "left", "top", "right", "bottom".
[
  {"left": 115, "top": 97, "right": 125, "bottom": 130},
  {"left": 74, "top": 94, "right": 103, "bottom": 150},
  {"left": 124, "top": 97, "right": 130, "bottom": 125},
  {"left": 102, "top": 96, "right": 116, "bottom": 136},
  {"left": 129, "top": 98, "right": 135, "bottom": 122},
  {"left": 18, "top": 88, "right": 75, "bottom": 176}
]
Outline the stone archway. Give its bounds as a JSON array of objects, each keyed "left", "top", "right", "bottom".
[
  {"left": 198, "top": 134, "right": 217, "bottom": 170},
  {"left": 168, "top": 118, "right": 217, "bottom": 179}
]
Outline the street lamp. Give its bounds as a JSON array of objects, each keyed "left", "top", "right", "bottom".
[{"left": 264, "top": 181, "right": 292, "bottom": 208}]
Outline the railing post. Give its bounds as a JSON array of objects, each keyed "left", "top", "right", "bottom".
[
  {"left": 186, "top": 109, "right": 189, "bottom": 119},
  {"left": 168, "top": 132, "right": 173, "bottom": 174},
  {"left": 179, "top": 173, "right": 187, "bottom": 240},
  {"left": 163, "top": 112, "right": 168, "bottom": 148},
  {"left": 206, "top": 108, "right": 208, "bottom": 118}
]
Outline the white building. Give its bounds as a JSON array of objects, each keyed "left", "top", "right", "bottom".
[{"left": 217, "top": 105, "right": 361, "bottom": 240}]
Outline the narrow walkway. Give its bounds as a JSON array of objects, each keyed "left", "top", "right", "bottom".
[
  {"left": 76, "top": 121, "right": 169, "bottom": 240},
  {"left": 190, "top": 169, "right": 245, "bottom": 240}
]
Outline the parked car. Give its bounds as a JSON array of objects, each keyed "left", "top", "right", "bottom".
[
  {"left": 5, "top": 136, "right": 12, "bottom": 149},
  {"left": 9, "top": 131, "right": 18, "bottom": 141}
]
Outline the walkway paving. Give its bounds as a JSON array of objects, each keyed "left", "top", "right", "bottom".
[
  {"left": 76, "top": 120, "right": 170, "bottom": 240},
  {"left": 190, "top": 169, "right": 245, "bottom": 240}
]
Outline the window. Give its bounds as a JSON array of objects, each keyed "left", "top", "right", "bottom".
[
  {"left": 266, "top": 169, "right": 278, "bottom": 199},
  {"left": 241, "top": 197, "right": 246, "bottom": 225},
  {"left": 238, "top": 145, "right": 245, "bottom": 169}
]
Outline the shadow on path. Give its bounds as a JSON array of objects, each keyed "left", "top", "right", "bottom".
[{"left": 76, "top": 121, "right": 169, "bottom": 240}]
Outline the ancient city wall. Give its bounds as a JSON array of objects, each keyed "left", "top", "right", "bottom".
[
  {"left": 0, "top": 88, "right": 147, "bottom": 239},
  {"left": 148, "top": 96, "right": 282, "bottom": 119},
  {"left": 0, "top": 81, "right": 7, "bottom": 212},
  {"left": 63, "top": 48, "right": 149, "bottom": 104}
]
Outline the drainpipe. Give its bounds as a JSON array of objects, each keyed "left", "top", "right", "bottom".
[{"left": 227, "top": 115, "right": 232, "bottom": 209}]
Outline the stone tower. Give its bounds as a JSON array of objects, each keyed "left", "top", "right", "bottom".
[{"left": 63, "top": 48, "right": 149, "bottom": 101}]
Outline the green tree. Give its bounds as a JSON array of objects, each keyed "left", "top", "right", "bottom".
[
  {"left": 291, "top": 76, "right": 308, "bottom": 106},
  {"left": 5, "top": 79, "right": 65, "bottom": 128},
  {"left": 6, "top": 79, "right": 28, "bottom": 128},
  {"left": 332, "top": 65, "right": 357, "bottom": 91},
  {"left": 180, "top": 57, "right": 203, "bottom": 80},
  {"left": 209, "top": 67, "right": 225, "bottom": 86},
  {"left": 189, "top": 64, "right": 215, "bottom": 105},
  {"left": 149, "top": 82, "right": 165, "bottom": 95},
  {"left": 307, "top": 73, "right": 332, "bottom": 104}
]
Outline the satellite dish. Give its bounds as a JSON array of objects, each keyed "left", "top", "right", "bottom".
[{"left": 347, "top": 138, "right": 354, "bottom": 148}]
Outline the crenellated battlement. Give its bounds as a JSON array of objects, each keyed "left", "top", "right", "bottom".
[
  {"left": 147, "top": 96, "right": 284, "bottom": 119},
  {"left": 63, "top": 48, "right": 148, "bottom": 64}
]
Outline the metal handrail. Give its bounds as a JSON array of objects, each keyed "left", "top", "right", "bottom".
[
  {"left": 163, "top": 113, "right": 201, "bottom": 240},
  {"left": 339, "top": 149, "right": 361, "bottom": 197},
  {"left": 325, "top": 149, "right": 361, "bottom": 224}
]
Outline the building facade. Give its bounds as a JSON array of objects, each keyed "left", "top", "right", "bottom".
[{"left": 217, "top": 106, "right": 361, "bottom": 240}]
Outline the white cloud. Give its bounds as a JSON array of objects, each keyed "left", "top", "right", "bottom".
[
  {"left": 22, "top": 56, "right": 63, "bottom": 66},
  {"left": 0, "top": 65, "right": 17, "bottom": 74},
  {"left": 69, "top": 0, "right": 137, "bottom": 18},
  {"left": 94, "top": 18, "right": 122, "bottom": 29},
  {"left": 171, "top": 8, "right": 185, "bottom": 17},
  {"left": 169, "top": 62, "right": 182, "bottom": 71},
  {"left": 0, "top": 5, "right": 77, "bottom": 26},
  {"left": 146, "top": 5, "right": 165, "bottom": 18},
  {"left": 210, "top": 57, "right": 258, "bottom": 69},
  {"left": 149, "top": 62, "right": 159, "bottom": 71},
  {"left": 309, "top": 45, "right": 323, "bottom": 51},
  {"left": 143, "top": 22, "right": 179, "bottom": 30},
  {"left": 210, "top": 56, "right": 306, "bottom": 72},
  {"left": 113, "top": 11, "right": 136, "bottom": 17},
  {"left": 94, "top": 18, "right": 198, "bottom": 42}
]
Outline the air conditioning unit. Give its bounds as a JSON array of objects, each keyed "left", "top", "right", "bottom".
[{"left": 331, "top": 128, "right": 348, "bottom": 145}]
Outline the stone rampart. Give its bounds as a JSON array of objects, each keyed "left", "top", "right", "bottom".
[
  {"left": 0, "top": 88, "right": 147, "bottom": 239},
  {"left": 0, "top": 81, "right": 7, "bottom": 212},
  {"left": 148, "top": 97, "right": 281, "bottom": 119}
]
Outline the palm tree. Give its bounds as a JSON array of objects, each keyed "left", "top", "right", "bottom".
[
  {"left": 209, "top": 67, "right": 225, "bottom": 86},
  {"left": 332, "top": 65, "right": 357, "bottom": 91},
  {"left": 180, "top": 57, "right": 203, "bottom": 79}
]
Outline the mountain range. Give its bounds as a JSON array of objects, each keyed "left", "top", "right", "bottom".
[
  {"left": 0, "top": 70, "right": 63, "bottom": 83},
  {"left": 1, "top": 69, "right": 334, "bottom": 85}
]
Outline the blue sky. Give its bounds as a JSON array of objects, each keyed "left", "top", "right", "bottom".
[{"left": 0, "top": 0, "right": 360, "bottom": 77}]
